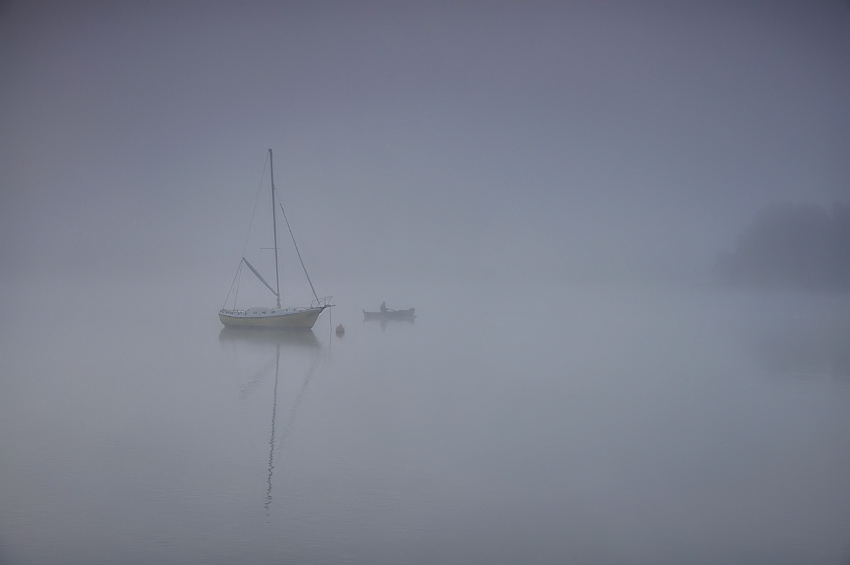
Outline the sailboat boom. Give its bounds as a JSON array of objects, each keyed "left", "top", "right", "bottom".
[{"left": 241, "top": 257, "right": 278, "bottom": 299}]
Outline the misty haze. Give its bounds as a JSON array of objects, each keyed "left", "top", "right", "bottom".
[{"left": 1, "top": 2, "right": 849, "bottom": 564}]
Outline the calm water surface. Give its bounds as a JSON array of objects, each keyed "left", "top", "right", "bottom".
[{"left": 1, "top": 277, "right": 849, "bottom": 564}]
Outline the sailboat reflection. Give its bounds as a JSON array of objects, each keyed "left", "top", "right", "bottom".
[
  {"left": 218, "top": 327, "right": 321, "bottom": 348},
  {"left": 265, "top": 341, "right": 282, "bottom": 513},
  {"left": 219, "top": 328, "right": 322, "bottom": 514}
]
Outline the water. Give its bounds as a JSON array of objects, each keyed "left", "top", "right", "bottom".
[{"left": 1, "top": 276, "right": 849, "bottom": 564}]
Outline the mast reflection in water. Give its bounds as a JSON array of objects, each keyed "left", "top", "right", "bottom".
[
  {"left": 218, "top": 328, "right": 322, "bottom": 516},
  {"left": 265, "top": 341, "right": 280, "bottom": 514}
]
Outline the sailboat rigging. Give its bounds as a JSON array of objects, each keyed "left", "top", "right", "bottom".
[{"left": 220, "top": 149, "right": 332, "bottom": 329}]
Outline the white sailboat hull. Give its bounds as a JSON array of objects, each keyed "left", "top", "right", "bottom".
[{"left": 219, "top": 306, "right": 326, "bottom": 329}]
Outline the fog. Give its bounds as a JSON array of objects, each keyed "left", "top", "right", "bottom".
[
  {"left": 2, "top": 2, "right": 850, "bottom": 564},
  {"left": 2, "top": 1, "right": 848, "bottom": 287}
]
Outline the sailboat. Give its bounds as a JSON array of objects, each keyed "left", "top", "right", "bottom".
[{"left": 219, "top": 149, "right": 332, "bottom": 329}]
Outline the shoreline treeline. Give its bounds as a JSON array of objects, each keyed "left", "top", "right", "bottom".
[{"left": 715, "top": 202, "right": 850, "bottom": 292}]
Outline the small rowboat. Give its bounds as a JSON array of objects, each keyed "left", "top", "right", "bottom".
[{"left": 363, "top": 307, "right": 415, "bottom": 320}]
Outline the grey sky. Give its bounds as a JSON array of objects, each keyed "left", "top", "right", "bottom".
[{"left": 1, "top": 1, "right": 849, "bottom": 285}]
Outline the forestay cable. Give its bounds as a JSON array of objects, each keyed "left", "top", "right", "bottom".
[{"left": 279, "top": 202, "right": 319, "bottom": 303}]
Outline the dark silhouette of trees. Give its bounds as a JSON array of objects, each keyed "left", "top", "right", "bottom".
[{"left": 715, "top": 202, "right": 850, "bottom": 292}]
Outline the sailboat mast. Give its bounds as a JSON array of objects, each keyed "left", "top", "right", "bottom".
[{"left": 269, "top": 149, "right": 282, "bottom": 308}]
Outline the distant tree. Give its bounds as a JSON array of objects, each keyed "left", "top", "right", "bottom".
[
  {"left": 832, "top": 202, "right": 850, "bottom": 289},
  {"left": 715, "top": 202, "right": 850, "bottom": 292}
]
